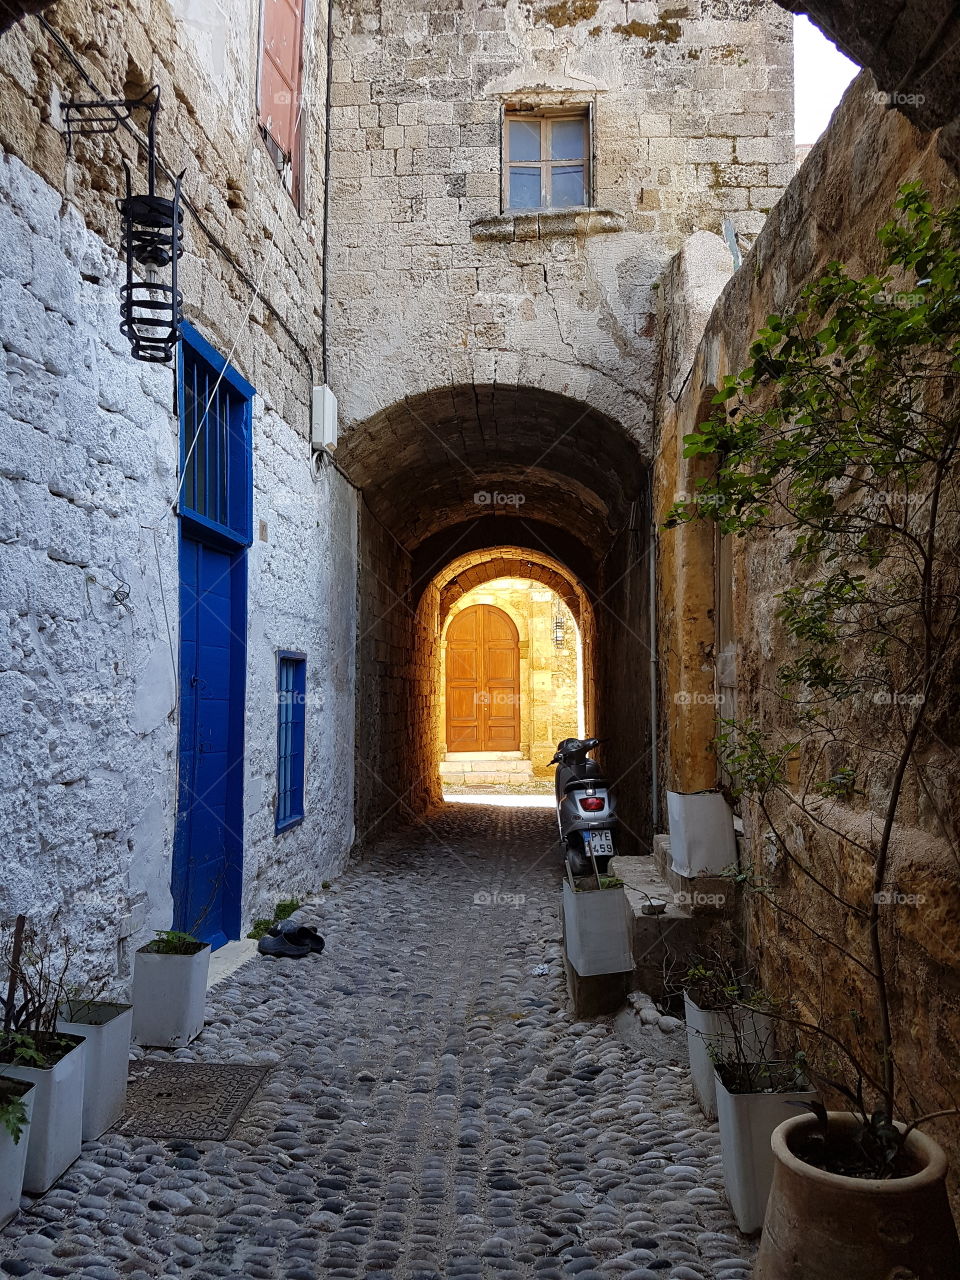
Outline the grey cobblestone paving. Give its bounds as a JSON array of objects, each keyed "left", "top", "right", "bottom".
[{"left": 0, "top": 804, "right": 753, "bottom": 1280}]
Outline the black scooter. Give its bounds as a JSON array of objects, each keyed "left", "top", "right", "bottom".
[{"left": 549, "top": 736, "right": 619, "bottom": 877}]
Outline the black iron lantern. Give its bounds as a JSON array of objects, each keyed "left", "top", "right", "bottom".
[
  {"left": 117, "top": 161, "right": 184, "bottom": 363},
  {"left": 62, "top": 87, "right": 184, "bottom": 363}
]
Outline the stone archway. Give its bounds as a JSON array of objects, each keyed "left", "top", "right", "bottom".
[
  {"left": 429, "top": 546, "right": 595, "bottom": 790},
  {"left": 336, "top": 381, "right": 653, "bottom": 854}
]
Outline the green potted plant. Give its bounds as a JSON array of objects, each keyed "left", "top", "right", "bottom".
[
  {"left": 679, "top": 951, "right": 771, "bottom": 1121},
  {"left": 0, "top": 916, "right": 86, "bottom": 1194},
  {"left": 668, "top": 184, "right": 960, "bottom": 1274},
  {"left": 132, "top": 930, "right": 210, "bottom": 1048},
  {"left": 0, "top": 1077, "right": 35, "bottom": 1227}
]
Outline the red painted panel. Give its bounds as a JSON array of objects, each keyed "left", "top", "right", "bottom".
[{"left": 259, "top": 0, "right": 304, "bottom": 165}]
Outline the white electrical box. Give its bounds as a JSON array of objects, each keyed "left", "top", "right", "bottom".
[{"left": 311, "top": 385, "right": 338, "bottom": 451}]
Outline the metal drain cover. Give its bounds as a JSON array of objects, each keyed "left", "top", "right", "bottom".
[{"left": 116, "top": 1060, "right": 271, "bottom": 1140}]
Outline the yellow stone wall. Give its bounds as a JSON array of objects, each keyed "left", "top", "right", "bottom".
[{"left": 655, "top": 73, "right": 960, "bottom": 1191}]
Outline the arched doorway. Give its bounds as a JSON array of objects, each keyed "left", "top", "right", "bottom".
[{"left": 445, "top": 604, "right": 520, "bottom": 751}]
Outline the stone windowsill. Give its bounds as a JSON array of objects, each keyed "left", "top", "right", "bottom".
[{"left": 469, "top": 207, "right": 626, "bottom": 242}]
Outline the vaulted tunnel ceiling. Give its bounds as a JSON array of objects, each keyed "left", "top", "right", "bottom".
[
  {"left": 411, "top": 516, "right": 603, "bottom": 599},
  {"left": 336, "top": 385, "right": 646, "bottom": 555}
]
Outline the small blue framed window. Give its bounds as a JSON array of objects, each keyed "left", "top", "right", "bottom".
[
  {"left": 178, "top": 322, "right": 254, "bottom": 547},
  {"left": 276, "top": 652, "right": 307, "bottom": 832}
]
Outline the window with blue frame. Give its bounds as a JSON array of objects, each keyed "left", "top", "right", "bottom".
[
  {"left": 276, "top": 652, "right": 307, "bottom": 832},
  {"left": 178, "top": 323, "right": 254, "bottom": 545}
]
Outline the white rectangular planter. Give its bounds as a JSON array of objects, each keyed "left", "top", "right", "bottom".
[
  {"left": 562, "top": 882, "right": 633, "bottom": 977},
  {"left": 1, "top": 1035, "right": 86, "bottom": 1194},
  {"left": 667, "top": 790, "right": 737, "bottom": 877},
  {"left": 0, "top": 1081, "right": 35, "bottom": 1228},
  {"left": 57, "top": 1001, "right": 133, "bottom": 1140},
  {"left": 683, "top": 995, "right": 773, "bottom": 1120},
  {"left": 132, "top": 945, "right": 211, "bottom": 1048},
  {"left": 716, "top": 1070, "right": 818, "bottom": 1234}
]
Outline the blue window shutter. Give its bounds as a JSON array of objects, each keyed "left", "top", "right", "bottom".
[
  {"left": 178, "top": 323, "right": 254, "bottom": 547},
  {"left": 276, "top": 652, "right": 306, "bottom": 831}
]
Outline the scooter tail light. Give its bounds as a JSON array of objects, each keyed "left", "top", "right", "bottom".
[{"left": 579, "top": 796, "right": 605, "bottom": 812}]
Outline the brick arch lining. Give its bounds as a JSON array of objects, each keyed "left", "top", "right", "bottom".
[{"left": 437, "top": 550, "right": 582, "bottom": 626}]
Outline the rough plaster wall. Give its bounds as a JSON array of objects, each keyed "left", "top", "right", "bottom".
[
  {"left": 653, "top": 232, "right": 734, "bottom": 803},
  {"left": 328, "top": 0, "right": 794, "bottom": 444},
  {"left": 0, "top": 139, "right": 358, "bottom": 983},
  {"left": 243, "top": 431, "right": 359, "bottom": 917},
  {"left": 657, "top": 73, "right": 960, "bottom": 1181},
  {"left": 0, "top": 149, "right": 180, "bottom": 985}
]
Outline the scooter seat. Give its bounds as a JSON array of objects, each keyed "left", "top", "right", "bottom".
[{"left": 563, "top": 777, "right": 608, "bottom": 794}]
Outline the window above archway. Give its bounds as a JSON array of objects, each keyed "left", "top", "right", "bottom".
[{"left": 504, "top": 107, "right": 591, "bottom": 211}]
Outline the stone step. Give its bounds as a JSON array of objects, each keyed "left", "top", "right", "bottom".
[
  {"left": 439, "top": 759, "right": 534, "bottom": 775},
  {"left": 443, "top": 779, "right": 555, "bottom": 795},
  {"left": 610, "top": 854, "right": 724, "bottom": 1001},
  {"left": 651, "top": 833, "right": 733, "bottom": 917},
  {"left": 444, "top": 750, "right": 524, "bottom": 761}
]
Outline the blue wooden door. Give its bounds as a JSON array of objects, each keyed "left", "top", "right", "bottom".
[{"left": 174, "top": 536, "right": 246, "bottom": 948}]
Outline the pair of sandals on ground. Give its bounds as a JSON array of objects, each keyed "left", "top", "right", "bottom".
[{"left": 257, "top": 919, "right": 325, "bottom": 958}]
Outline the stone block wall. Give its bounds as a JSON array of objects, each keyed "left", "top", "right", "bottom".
[
  {"left": 595, "top": 498, "right": 654, "bottom": 856},
  {"left": 354, "top": 501, "right": 438, "bottom": 846},
  {"left": 0, "top": 0, "right": 326, "bottom": 401},
  {"left": 328, "top": 0, "right": 794, "bottom": 446},
  {"left": 655, "top": 72, "right": 960, "bottom": 1180}
]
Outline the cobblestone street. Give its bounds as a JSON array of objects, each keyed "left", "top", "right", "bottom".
[{"left": 0, "top": 804, "right": 752, "bottom": 1280}]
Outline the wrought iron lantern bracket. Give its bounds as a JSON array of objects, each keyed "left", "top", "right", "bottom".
[{"left": 61, "top": 87, "right": 184, "bottom": 363}]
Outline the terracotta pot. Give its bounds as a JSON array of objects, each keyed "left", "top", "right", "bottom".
[{"left": 755, "top": 1112, "right": 960, "bottom": 1280}]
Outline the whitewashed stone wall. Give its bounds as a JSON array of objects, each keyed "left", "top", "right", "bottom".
[
  {"left": 0, "top": 149, "right": 180, "bottom": 982},
  {"left": 0, "top": 148, "right": 357, "bottom": 985},
  {"left": 244, "top": 422, "right": 358, "bottom": 913}
]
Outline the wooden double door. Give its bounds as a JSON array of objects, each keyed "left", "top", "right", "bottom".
[{"left": 445, "top": 604, "right": 521, "bottom": 751}]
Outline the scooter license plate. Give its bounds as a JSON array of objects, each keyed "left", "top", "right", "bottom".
[{"left": 587, "top": 829, "right": 614, "bottom": 858}]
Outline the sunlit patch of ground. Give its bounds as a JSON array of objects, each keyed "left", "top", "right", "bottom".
[{"left": 442, "top": 791, "right": 554, "bottom": 807}]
